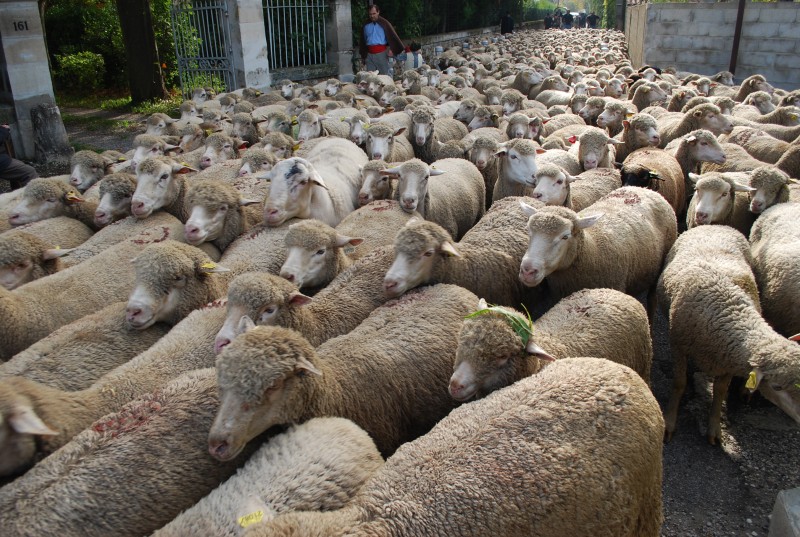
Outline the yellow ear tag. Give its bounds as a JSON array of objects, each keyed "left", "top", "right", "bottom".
[
  {"left": 201, "top": 262, "right": 218, "bottom": 270},
  {"left": 238, "top": 510, "right": 264, "bottom": 528},
  {"left": 65, "top": 191, "right": 83, "bottom": 202},
  {"left": 181, "top": 162, "right": 191, "bottom": 167},
  {"left": 117, "top": 157, "right": 127, "bottom": 162},
  {"left": 745, "top": 370, "right": 758, "bottom": 391},
  {"left": 292, "top": 143, "right": 301, "bottom": 151},
  {"left": 362, "top": 123, "right": 370, "bottom": 129},
  {"left": 55, "top": 245, "right": 61, "bottom": 250},
  {"left": 204, "top": 129, "right": 213, "bottom": 136}
]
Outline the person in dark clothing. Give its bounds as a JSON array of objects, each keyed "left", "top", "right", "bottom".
[
  {"left": 587, "top": 12, "right": 600, "bottom": 29},
  {"left": 0, "top": 124, "right": 37, "bottom": 192},
  {"left": 359, "top": 4, "right": 405, "bottom": 75},
  {"left": 500, "top": 12, "right": 514, "bottom": 34},
  {"left": 562, "top": 11, "right": 574, "bottom": 29},
  {"left": 544, "top": 14, "right": 553, "bottom": 29}
]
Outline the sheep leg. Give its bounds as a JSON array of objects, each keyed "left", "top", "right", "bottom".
[
  {"left": 664, "top": 348, "right": 687, "bottom": 442},
  {"left": 646, "top": 285, "right": 659, "bottom": 325},
  {"left": 707, "top": 374, "right": 732, "bottom": 446}
]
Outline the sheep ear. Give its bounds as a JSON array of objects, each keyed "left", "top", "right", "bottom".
[
  {"left": 236, "top": 315, "right": 256, "bottom": 335},
  {"left": 567, "top": 135, "right": 578, "bottom": 144},
  {"left": 622, "top": 120, "right": 631, "bottom": 129},
  {"left": 110, "top": 160, "right": 133, "bottom": 173},
  {"left": 576, "top": 213, "right": 603, "bottom": 229},
  {"left": 535, "top": 148, "right": 547, "bottom": 154},
  {"left": 429, "top": 166, "right": 445, "bottom": 176},
  {"left": 379, "top": 166, "right": 402, "bottom": 176},
  {"left": 565, "top": 173, "right": 580, "bottom": 183},
  {"left": 335, "top": 234, "right": 364, "bottom": 248},
  {"left": 172, "top": 162, "right": 197, "bottom": 174},
  {"left": 519, "top": 201, "right": 538, "bottom": 217},
  {"left": 745, "top": 367, "right": 764, "bottom": 392},
  {"left": 440, "top": 241, "right": 461, "bottom": 257},
  {"left": 7, "top": 405, "right": 58, "bottom": 436},
  {"left": 199, "top": 261, "right": 231, "bottom": 274},
  {"left": 404, "top": 216, "right": 422, "bottom": 227},
  {"left": 239, "top": 198, "right": 260, "bottom": 206},
  {"left": 42, "top": 247, "right": 75, "bottom": 260},
  {"left": 295, "top": 356, "right": 323, "bottom": 377},
  {"left": 393, "top": 127, "right": 407, "bottom": 137},
  {"left": 288, "top": 291, "right": 313, "bottom": 306},
  {"left": 790, "top": 333, "right": 800, "bottom": 342},
  {"left": 525, "top": 340, "right": 557, "bottom": 361},
  {"left": 688, "top": 173, "right": 701, "bottom": 184}
]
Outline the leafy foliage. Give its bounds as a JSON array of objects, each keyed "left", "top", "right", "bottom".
[
  {"left": 465, "top": 303, "right": 535, "bottom": 346},
  {"left": 54, "top": 52, "right": 105, "bottom": 92}
]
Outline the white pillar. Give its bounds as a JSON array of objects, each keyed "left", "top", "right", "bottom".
[
  {"left": 229, "top": 0, "right": 271, "bottom": 90},
  {"left": 327, "top": 0, "right": 354, "bottom": 80},
  {"left": 0, "top": 0, "right": 58, "bottom": 159}
]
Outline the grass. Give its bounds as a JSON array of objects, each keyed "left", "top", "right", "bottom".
[{"left": 56, "top": 88, "right": 183, "bottom": 116}]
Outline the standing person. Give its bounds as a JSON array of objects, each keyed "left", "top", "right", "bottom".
[
  {"left": 500, "top": 11, "right": 514, "bottom": 34},
  {"left": 562, "top": 10, "right": 574, "bottom": 29},
  {"left": 587, "top": 11, "right": 600, "bottom": 29},
  {"left": 359, "top": 4, "right": 405, "bottom": 76},
  {"left": 0, "top": 124, "right": 37, "bottom": 193}
]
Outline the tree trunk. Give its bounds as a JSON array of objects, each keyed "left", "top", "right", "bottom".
[
  {"left": 117, "top": 0, "right": 168, "bottom": 104},
  {"left": 31, "top": 103, "right": 73, "bottom": 175}
]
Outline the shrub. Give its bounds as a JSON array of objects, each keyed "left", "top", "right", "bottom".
[{"left": 55, "top": 52, "right": 105, "bottom": 92}]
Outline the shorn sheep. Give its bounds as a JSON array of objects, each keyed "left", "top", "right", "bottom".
[
  {"left": 208, "top": 283, "right": 478, "bottom": 460},
  {"left": 153, "top": 417, "right": 382, "bottom": 536},
  {"left": 261, "top": 138, "right": 368, "bottom": 227},
  {"left": 382, "top": 157, "right": 485, "bottom": 241},
  {"left": 248, "top": 358, "right": 664, "bottom": 537},
  {"left": 659, "top": 226, "right": 800, "bottom": 444},
  {"left": 449, "top": 288, "right": 652, "bottom": 402},
  {"left": 519, "top": 187, "right": 678, "bottom": 320}
]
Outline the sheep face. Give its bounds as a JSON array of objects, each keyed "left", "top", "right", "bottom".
[
  {"left": 378, "top": 86, "right": 399, "bottom": 106},
  {"left": 324, "top": 80, "right": 340, "bottom": 97},
  {"left": 178, "top": 128, "right": 205, "bottom": 153},
  {"left": 0, "top": 384, "right": 55, "bottom": 476},
  {"left": 690, "top": 176, "right": 745, "bottom": 225},
  {"left": 411, "top": 116, "right": 435, "bottom": 147},
  {"left": 94, "top": 176, "right": 135, "bottom": 227},
  {"left": 358, "top": 166, "right": 391, "bottom": 206},
  {"left": 384, "top": 221, "right": 456, "bottom": 298},
  {"left": 132, "top": 159, "right": 190, "bottom": 219},
  {"left": 469, "top": 142, "right": 497, "bottom": 171},
  {"left": 130, "top": 137, "right": 179, "bottom": 170},
  {"left": 365, "top": 127, "right": 404, "bottom": 161},
  {"left": 0, "top": 233, "right": 57, "bottom": 290},
  {"left": 349, "top": 119, "right": 369, "bottom": 146},
  {"left": 519, "top": 205, "right": 600, "bottom": 287},
  {"left": 69, "top": 151, "right": 110, "bottom": 191},
  {"left": 280, "top": 223, "right": 361, "bottom": 289},
  {"left": 682, "top": 134, "right": 726, "bottom": 165},
  {"left": 467, "top": 110, "right": 497, "bottom": 131},
  {"left": 596, "top": 106, "right": 630, "bottom": 131},
  {"left": 454, "top": 100, "right": 478, "bottom": 123},
  {"left": 578, "top": 101, "right": 603, "bottom": 123},
  {"left": 231, "top": 118, "right": 256, "bottom": 140},
  {"left": 144, "top": 113, "right": 177, "bottom": 136},
  {"left": 191, "top": 87, "right": 214, "bottom": 103},
  {"left": 278, "top": 81, "right": 296, "bottom": 99},
  {"left": 695, "top": 108, "right": 733, "bottom": 136},
  {"left": 210, "top": 327, "right": 318, "bottom": 462},
  {"left": 178, "top": 101, "right": 200, "bottom": 121},
  {"left": 603, "top": 78, "right": 626, "bottom": 99},
  {"left": 262, "top": 158, "right": 322, "bottom": 226},
  {"left": 389, "top": 161, "right": 442, "bottom": 214},
  {"left": 261, "top": 114, "right": 292, "bottom": 136},
  {"left": 296, "top": 113, "right": 324, "bottom": 142},
  {"left": 626, "top": 119, "right": 661, "bottom": 147},
  {"left": 748, "top": 168, "right": 789, "bottom": 214},
  {"left": 239, "top": 151, "right": 276, "bottom": 177},
  {"left": 533, "top": 168, "right": 574, "bottom": 206},
  {"left": 297, "top": 87, "right": 318, "bottom": 102},
  {"left": 496, "top": 141, "right": 539, "bottom": 187},
  {"left": 9, "top": 180, "right": 78, "bottom": 226},
  {"left": 184, "top": 199, "right": 231, "bottom": 246},
  {"left": 259, "top": 135, "right": 294, "bottom": 160},
  {"left": 501, "top": 94, "right": 522, "bottom": 116},
  {"left": 754, "top": 373, "right": 800, "bottom": 425},
  {"left": 200, "top": 134, "right": 241, "bottom": 169}
]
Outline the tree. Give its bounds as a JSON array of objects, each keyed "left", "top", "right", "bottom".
[{"left": 116, "top": 0, "right": 168, "bottom": 104}]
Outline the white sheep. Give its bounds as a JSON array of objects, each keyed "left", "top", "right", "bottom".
[
  {"left": 0, "top": 226, "right": 87, "bottom": 290},
  {"left": 656, "top": 103, "right": 733, "bottom": 148},
  {"left": 132, "top": 157, "right": 196, "bottom": 221},
  {"left": 383, "top": 197, "right": 545, "bottom": 308},
  {"left": 294, "top": 109, "right": 350, "bottom": 141},
  {"left": 750, "top": 202, "right": 800, "bottom": 337},
  {"left": 8, "top": 178, "right": 99, "bottom": 229},
  {"left": 381, "top": 157, "right": 485, "bottom": 240},
  {"left": 261, "top": 138, "right": 368, "bottom": 227},
  {"left": 254, "top": 358, "right": 664, "bottom": 537},
  {"left": 208, "top": 283, "right": 477, "bottom": 460},
  {"left": 409, "top": 107, "right": 469, "bottom": 163},
  {"left": 612, "top": 113, "right": 661, "bottom": 162},
  {"left": 519, "top": 186, "right": 677, "bottom": 320},
  {"left": 93, "top": 173, "right": 137, "bottom": 227},
  {"left": 153, "top": 417, "right": 382, "bottom": 536},
  {"left": 532, "top": 164, "right": 622, "bottom": 211},
  {"left": 362, "top": 122, "right": 414, "bottom": 162},
  {"left": 567, "top": 126, "right": 619, "bottom": 171},
  {"left": 449, "top": 288, "right": 652, "bottom": 402},
  {"left": 68, "top": 150, "right": 129, "bottom": 192},
  {"left": 490, "top": 138, "right": 543, "bottom": 203},
  {"left": 183, "top": 179, "right": 262, "bottom": 252},
  {"left": 685, "top": 172, "right": 756, "bottom": 235},
  {"left": 659, "top": 225, "right": 800, "bottom": 444},
  {"left": 356, "top": 160, "right": 392, "bottom": 206},
  {"left": 279, "top": 219, "right": 363, "bottom": 289},
  {"left": 747, "top": 166, "right": 793, "bottom": 215}
]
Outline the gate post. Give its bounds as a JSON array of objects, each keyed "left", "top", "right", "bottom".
[
  {"left": 327, "top": 0, "right": 354, "bottom": 79},
  {"left": 0, "top": 0, "right": 66, "bottom": 160},
  {"left": 229, "top": 0, "right": 271, "bottom": 90}
]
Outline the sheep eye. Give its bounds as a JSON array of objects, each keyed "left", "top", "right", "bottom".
[
  {"left": 315, "top": 248, "right": 326, "bottom": 256},
  {"left": 556, "top": 180, "right": 563, "bottom": 185},
  {"left": 263, "top": 306, "right": 276, "bottom": 316},
  {"left": 771, "top": 384, "right": 784, "bottom": 392},
  {"left": 219, "top": 205, "right": 228, "bottom": 212},
  {"left": 47, "top": 197, "right": 57, "bottom": 203},
  {"left": 562, "top": 234, "right": 570, "bottom": 240},
  {"left": 510, "top": 154, "right": 518, "bottom": 159},
  {"left": 722, "top": 192, "right": 729, "bottom": 197},
  {"left": 160, "top": 173, "right": 169, "bottom": 181},
  {"left": 423, "top": 250, "right": 434, "bottom": 257}
]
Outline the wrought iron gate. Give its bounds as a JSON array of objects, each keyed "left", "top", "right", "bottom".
[
  {"left": 262, "top": 0, "right": 329, "bottom": 70},
  {"left": 171, "top": 0, "right": 237, "bottom": 97}
]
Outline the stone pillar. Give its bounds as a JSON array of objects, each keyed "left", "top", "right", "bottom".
[
  {"left": 0, "top": 0, "right": 62, "bottom": 159},
  {"left": 229, "top": 0, "right": 271, "bottom": 91},
  {"left": 327, "top": 0, "right": 354, "bottom": 80}
]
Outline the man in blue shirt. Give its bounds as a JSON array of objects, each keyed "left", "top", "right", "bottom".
[{"left": 359, "top": 4, "right": 404, "bottom": 75}]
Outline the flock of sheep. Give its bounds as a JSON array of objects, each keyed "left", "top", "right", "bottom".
[{"left": 0, "top": 25, "right": 798, "bottom": 536}]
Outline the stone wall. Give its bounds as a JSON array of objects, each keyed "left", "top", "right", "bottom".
[{"left": 625, "top": 2, "right": 799, "bottom": 91}]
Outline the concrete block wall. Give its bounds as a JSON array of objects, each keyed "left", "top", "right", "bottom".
[{"left": 625, "top": 3, "right": 800, "bottom": 91}]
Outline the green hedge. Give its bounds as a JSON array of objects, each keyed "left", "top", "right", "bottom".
[{"left": 54, "top": 51, "right": 105, "bottom": 92}]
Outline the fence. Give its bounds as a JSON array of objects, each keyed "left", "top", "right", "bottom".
[
  {"left": 171, "top": 0, "right": 237, "bottom": 97},
  {"left": 262, "top": 0, "right": 329, "bottom": 70}
]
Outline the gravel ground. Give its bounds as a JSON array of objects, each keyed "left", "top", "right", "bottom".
[{"left": 63, "top": 108, "right": 800, "bottom": 536}]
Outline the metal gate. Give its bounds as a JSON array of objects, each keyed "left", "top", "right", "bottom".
[
  {"left": 171, "top": 0, "right": 237, "bottom": 97},
  {"left": 262, "top": 0, "right": 329, "bottom": 70}
]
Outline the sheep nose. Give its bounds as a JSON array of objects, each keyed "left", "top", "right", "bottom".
[
  {"left": 476, "top": 160, "right": 486, "bottom": 168},
  {"left": 214, "top": 337, "right": 231, "bottom": 354},
  {"left": 358, "top": 193, "right": 370, "bottom": 205},
  {"left": 208, "top": 439, "right": 231, "bottom": 461},
  {"left": 69, "top": 176, "right": 81, "bottom": 186},
  {"left": 448, "top": 379, "right": 465, "bottom": 397},
  {"left": 373, "top": 153, "right": 382, "bottom": 160},
  {"left": 384, "top": 279, "right": 399, "bottom": 295},
  {"left": 185, "top": 224, "right": 201, "bottom": 239},
  {"left": 533, "top": 192, "right": 543, "bottom": 199},
  {"left": 520, "top": 265, "right": 539, "bottom": 279},
  {"left": 281, "top": 272, "right": 295, "bottom": 283},
  {"left": 695, "top": 212, "right": 708, "bottom": 223}
]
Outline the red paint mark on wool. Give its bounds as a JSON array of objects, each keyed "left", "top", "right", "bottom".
[
  {"left": 608, "top": 190, "right": 641, "bottom": 205},
  {"left": 203, "top": 298, "right": 228, "bottom": 309},
  {"left": 92, "top": 399, "right": 164, "bottom": 438},
  {"left": 566, "top": 305, "right": 591, "bottom": 316},
  {"left": 131, "top": 226, "right": 171, "bottom": 245}
]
